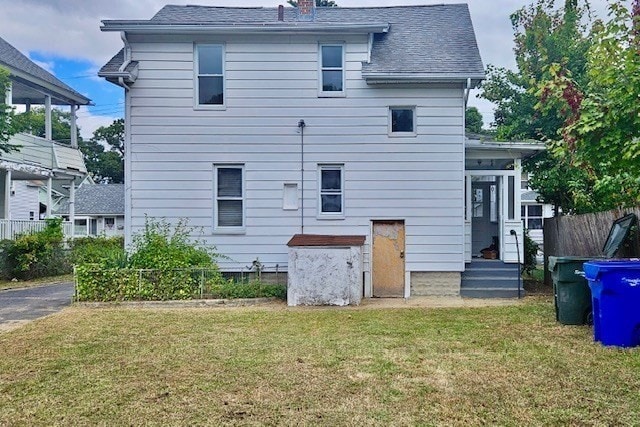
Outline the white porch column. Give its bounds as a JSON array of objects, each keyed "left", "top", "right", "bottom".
[
  {"left": 69, "top": 179, "right": 75, "bottom": 231},
  {"left": 4, "top": 169, "right": 11, "bottom": 220},
  {"left": 45, "top": 95, "right": 52, "bottom": 140},
  {"left": 4, "top": 80, "right": 11, "bottom": 105},
  {"left": 70, "top": 105, "right": 78, "bottom": 148},
  {"left": 46, "top": 176, "right": 52, "bottom": 218}
]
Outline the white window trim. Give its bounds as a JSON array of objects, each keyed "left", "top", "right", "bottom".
[
  {"left": 194, "top": 43, "right": 226, "bottom": 110},
  {"left": 74, "top": 217, "right": 89, "bottom": 237},
  {"left": 522, "top": 203, "right": 544, "bottom": 230},
  {"left": 317, "top": 164, "right": 345, "bottom": 220},
  {"left": 213, "top": 164, "right": 246, "bottom": 234},
  {"left": 318, "top": 43, "right": 346, "bottom": 98},
  {"left": 388, "top": 106, "right": 417, "bottom": 137}
]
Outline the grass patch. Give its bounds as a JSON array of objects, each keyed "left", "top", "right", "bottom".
[
  {"left": 1, "top": 298, "right": 639, "bottom": 425},
  {"left": 0, "top": 274, "right": 73, "bottom": 291}
]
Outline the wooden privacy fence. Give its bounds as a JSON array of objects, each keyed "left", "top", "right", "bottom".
[{"left": 543, "top": 207, "right": 640, "bottom": 285}]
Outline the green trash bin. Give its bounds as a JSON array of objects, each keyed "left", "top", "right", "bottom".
[{"left": 548, "top": 256, "right": 593, "bottom": 325}]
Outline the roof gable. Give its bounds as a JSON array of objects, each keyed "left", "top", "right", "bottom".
[{"left": 101, "top": 4, "right": 484, "bottom": 82}]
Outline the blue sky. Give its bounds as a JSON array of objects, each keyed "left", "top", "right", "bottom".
[{"left": 28, "top": 52, "right": 124, "bottom": 136}]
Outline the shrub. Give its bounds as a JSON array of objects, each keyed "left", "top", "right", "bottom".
[
  {"left": 70, "top": 236, "right": 126, "bottom": 268},
  {"left": 128, "top": 218, "right": 215, "bottom": 270},
  {"left": 5, "top": 218, "right": 70, "bottom": 280},
  {"left": 206, "top": 281, "right": 287, "bottom": 300},
  {"left": 75, "top": 218, "right": 231, "bottom": 302},
  {"left": 523, "top": 229, "right": 540, "bottom": 275}
]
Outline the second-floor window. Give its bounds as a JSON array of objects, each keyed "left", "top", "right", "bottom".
[
  {"left": 319, "top": 44, "right": 344, "bottom": 96},
  {"left": 389, "top": 106, "right": 416, "bottom": 136},
  {"left": 196, "top": 44, "right": 224, "bottom": 106}
]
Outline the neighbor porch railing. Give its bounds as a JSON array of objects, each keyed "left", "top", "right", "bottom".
[{"left": 0, "top": 219, "right": 73, "bottom": 240}]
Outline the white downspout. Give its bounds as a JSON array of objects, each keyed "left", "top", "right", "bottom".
[
  {"left": 118, "top": 31, "right": 132, "bottom": 91},
  {"left": 463, "top": 78, "right": 472, "bottom": 107},
  {"left": 119, "top": 31, "right": 133, "bottom": 247}
]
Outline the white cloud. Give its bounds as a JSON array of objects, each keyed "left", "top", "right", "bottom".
[
  {"left": 77, "top": 113, "right": 120, "bottom": 140},
  {"left": 30, "top": 57, "right": 55, "bottom": 74}
]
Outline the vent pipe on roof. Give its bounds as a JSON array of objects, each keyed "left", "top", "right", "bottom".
[{"left": 278, "top": 5, "right": 284, "bottom": 21}]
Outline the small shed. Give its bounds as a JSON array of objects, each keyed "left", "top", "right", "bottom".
[{"left": 287, "top": 234, "right": 366, "bottom": 306}]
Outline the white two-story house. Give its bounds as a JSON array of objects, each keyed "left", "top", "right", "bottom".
[{"left": 100, "top": 2, "right": 535, "bottom": 298}]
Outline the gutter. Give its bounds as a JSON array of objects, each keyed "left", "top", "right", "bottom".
[
  {"left": 363, "top": 73, "right": 486, "bottom": 85},
  {"left": 101, "top": 22, "right": 390, "bottom": 35}
]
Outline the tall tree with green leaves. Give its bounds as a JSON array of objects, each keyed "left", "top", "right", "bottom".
[
  {"left": 0, "top": 66, "right": 18, "bottom": 155},
  {"left": 536, "top": 0, "right": 640, "bottom": 211},
  {"left": 11, "top": 107, "right": 78, "bottom": 145},
  {"left": 481, "top": 0, "right": 593, "bottom": 215},
  {"left": 465, "top": 107, "right": 484, "bottom": 134},
  {"left": 87, "top": 119, "right": 124, "bottom": 183},
  {"left": 287, "top": 0, "right": 338, "bottom": 7}
]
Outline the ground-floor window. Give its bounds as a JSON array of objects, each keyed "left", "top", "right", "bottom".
[{"left": 521, "top": 204, "right": 543, "bottom": 230}]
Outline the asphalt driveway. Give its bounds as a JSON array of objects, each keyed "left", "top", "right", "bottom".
[{"left": 0, "top": 283, "right": 74, "bottom": 331}]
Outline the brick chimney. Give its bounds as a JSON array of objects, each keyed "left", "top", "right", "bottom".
[{"left": 297, "top": 0, "right": 315, "bottom": 21}]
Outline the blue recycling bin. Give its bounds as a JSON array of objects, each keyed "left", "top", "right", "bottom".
[{"left": 583, "top": 260, "right": 640, "bottom": 348}]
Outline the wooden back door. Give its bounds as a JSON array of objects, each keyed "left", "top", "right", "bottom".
[{"left": 372, "top": 220, "right": 405, "bottom": 297}]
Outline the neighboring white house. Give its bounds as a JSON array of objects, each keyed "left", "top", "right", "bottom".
[
  {"left": 56, "top": 184, "right": 125, "bottom": 237},
  {"left": 100, "top": 2, "right": 538, "bottom": 298},
  {"left": 0, "top": 35, "right": 90, "bottom": 239}
]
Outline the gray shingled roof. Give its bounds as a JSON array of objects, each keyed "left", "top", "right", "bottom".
[
  {"left": 98, "top": 48, "right": 139, "bottom": 75},
  {"left": 522, "top": 191, "right": 541, "bottom": 202},
  {"left": 0, "top": 35, "right": 90, "bottom": 104},
  {"left": 101, "top": 4, "right": 484, "bottom": 79},
  {"left": 56, "top": 184, "right": 124, "bottom": 215}
]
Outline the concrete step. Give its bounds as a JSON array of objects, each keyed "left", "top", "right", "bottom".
[
  {"left": 461, "top": 288, "right": 525, "bottom": 299},
  {"left": 460, "top": 277, "right": 520, "bottom": 289},
  {"left": 462, "top": 268, "right": 518, "bottom": 279}
]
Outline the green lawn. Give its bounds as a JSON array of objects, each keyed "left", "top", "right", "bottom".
[{"left": 1, "top": 297, "right": 639, "bottom": 426}]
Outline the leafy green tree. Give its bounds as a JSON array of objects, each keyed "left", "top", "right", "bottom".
[
  {"left": 0, "top": 66, "right": 19, "bottom": 155},
  {"left": 481, "top": 0, "right": 593, "bottom": 214},
  {"left": 11, "top": 107, "right": 78, "bottom": 144},
  {"left": 465, "top": 107, "right": 484, "bottom": 133},
  {"left": 287, "top": 0, "right": 338, "bottom": 7},
  {"left": 87, "top": 119, "right": 124, "bottom": 183},
  {"left": 535, "top": 0, "right": 640, "bottom": 212}
]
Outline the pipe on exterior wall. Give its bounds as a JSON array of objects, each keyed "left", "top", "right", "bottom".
[
  {"left": 118, "top": 31, "right": 132, "bottom": 91},
  {"left": 298, "top": 119, "right": 306, "bottom": 234},
  {"left": 464, "top": 77, "right": 472, "bottom": 106}
]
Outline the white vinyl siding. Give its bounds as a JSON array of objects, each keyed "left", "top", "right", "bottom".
[
  {"left": 214, "top": 164, "right": 244, "bottom": 232},
  {"left": 318, "top": 44, "right": 345, "bottom": 97},
  {"left": 126, "top": 33, "right": 465, "bottom": 273},
  {"left": 195, "top": 44, "right": 224, "bottom": 108}
]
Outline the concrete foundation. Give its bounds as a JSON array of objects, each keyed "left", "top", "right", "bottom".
[{"left": 410, "top": 272, "right": 461, "bottom": 297}]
